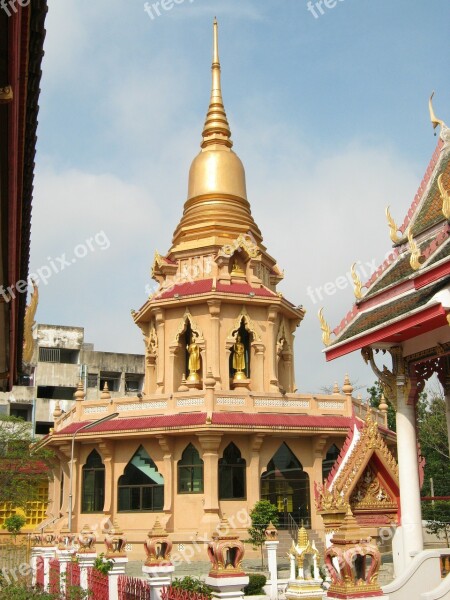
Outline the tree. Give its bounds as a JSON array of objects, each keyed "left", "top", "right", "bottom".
[
  {"left": 2, "top": 514, "right": 26, "bottom": 540},
  {"left": 422, "top": 501, "right": 450, "bottom": 547},
  {"left": 245, "top": 500, "right": 279, "bottom": 568},
  {"left": 0, "top": 416, "right": 54, "bottom": 509},
  {"left": 367, "top": 381, "right": 396, "bottom": 432},
  {"left": 417, "top": 389, "right": 450, "bottom": 497}
]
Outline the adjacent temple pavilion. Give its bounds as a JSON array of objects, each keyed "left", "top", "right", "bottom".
[
  {"left": 322, "top": 97, "right": 450, "bottom": 576},
  {"left": 39, "top": 20, "right": 391, "bottom": 560}
]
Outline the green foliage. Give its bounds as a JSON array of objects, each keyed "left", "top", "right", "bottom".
[
  {"left": 422, "top": 501, "right": 450, "bottom": 547},
  {"left": 367, "top": 381, "right": 396, "bottom": 431},
  {"left": 243, "top": 574, "right": 266, "bottom": 595},
  {"left": 171, "top": 576, "right": 212, "bottom": 598},
  {"left": 0, "top": 415, "right": 55, "bottom": 508},
  {"left": 0, "top": 583, "right": 90, "bottom": 599},
  {"left": 93, "top": 553, "right": 114, "bottom": 574},
  {"left": 245, "top": 500, "right": 279, "bottom": 567},
  {"left": 3, "top": 514, "right": 26, "bottom": 537},
  {"left": 417, "top": 391, "right": 450, "bottom": 497}
]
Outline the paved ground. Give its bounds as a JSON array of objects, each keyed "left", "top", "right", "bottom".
[{"left": 126, "top": 554, "right": 395, "bottom": 586}]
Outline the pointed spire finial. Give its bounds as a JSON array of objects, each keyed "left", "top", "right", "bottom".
[{"left": 201, "top": 18, "right": 232, "bottom": 149}]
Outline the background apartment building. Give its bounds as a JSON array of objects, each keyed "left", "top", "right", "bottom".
[{"left": 0, "top": 324, "right": 145, "bottom": 434}]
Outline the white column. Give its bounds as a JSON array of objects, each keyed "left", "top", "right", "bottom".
[
  {"left": 56, "top": 549, "right": 73, "bottom": 594},
  {"left": 77, "top": 553, "right": 96, "bottom": 591},
  {"left": 395, "top": 375, "right": 423, "bottom": 574},
  {"left": 205, "top": 575, "right": 249, "bottom": 600},
  {"left": 142, "top": 565, "right": 175, "bottom": 600},
  {"left": 42, "top": 547, "right": 56, "bottom": 591},
  {"left": 289, "top": 553, "right": 296, "bottom": 580},
  {"left": 108, "top": 557, "right": 128, "bottom": 600},
  {"left": 31, "top": 546, "right": 44, "bottom": 587},
  {"left": 265, "top": 540, "right": 279, "bottom": 600}
]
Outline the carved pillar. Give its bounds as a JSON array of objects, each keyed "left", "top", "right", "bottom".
[
  {"left": 363, "top": 345, "right": 424, "bottom": 575},
  {"left": 267, "top": 306, "right": 279, "bottom": 392},
  {"left": 157, "top": 436, "right": 173, "bottom": 516},
  {"left": 98, "top": 440, "right": 114, "bottom": 516},
  {"left": 208, "top": 300, "right": 222, "bottom": 389},
  {"left": 57, "top": 446, "right": 71, "bottom": 523},
  {"left": 197, "top": 434, "right": 222, "bottom": 533},
  {"left": 252, "top": 343, "right": 265, "bottom": 393},
  {"left": 169, "top": 344, "right": 179, "bottom": 393},
  {"left": 155, "top": 309, "right": 165, "bottom": 393},
  {"left": 311, "top": 436, "right": 328, "bottom": 531},
  {"left": 281, "top": 351, "right": 293, "bottom": 393},
  {"left": 248, "top": 434, "right": 265, "bottom": 509}
]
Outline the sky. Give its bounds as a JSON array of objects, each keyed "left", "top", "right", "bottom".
[{"left": 30, "top": 0, "right": 450, "bottom": 394}]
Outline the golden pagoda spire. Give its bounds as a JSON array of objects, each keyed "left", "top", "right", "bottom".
[{"left": 201, "top": 18, "right": 232, "bottom": 149}]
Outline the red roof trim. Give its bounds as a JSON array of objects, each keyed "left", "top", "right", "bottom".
[
  {"left": 57, "top": 413, "right": 207, "bottom": 435},
  {"left": 326, "top": 303, "right": 447, "bottom": 361},
  {"left": 55, "top": 413, "right": 353, "bottom": 435},
  {"left": 211, "top": 413, "right": 353, "bottom": 428},
  {"left": 414, "top": 257, "right": 450, "bottom": 290}
]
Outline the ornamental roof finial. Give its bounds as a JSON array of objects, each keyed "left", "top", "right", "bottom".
[{"left": 201, "top": 18, "right": 232, "bottom": 149}]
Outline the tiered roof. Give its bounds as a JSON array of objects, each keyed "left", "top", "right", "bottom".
[{"left": 325, "top": 120, "right": 450, "bottom": 361}]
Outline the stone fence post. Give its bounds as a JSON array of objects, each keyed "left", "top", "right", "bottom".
[
  {"left": 76, "top": 525, "right": 97, "bottom": 592},
  {"left": 104, "top": 519, "right": 129, "bottom": 600},
  {"left": 265, "top": 522, "right": 279, "bottom": 600}
]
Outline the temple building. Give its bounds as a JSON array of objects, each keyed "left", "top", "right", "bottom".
[
  {"left": 322, "top": 96, "right": 450, "bottom": 577},
  {"left": 38, "top": 20, "right": 390, "bottom": 559}
]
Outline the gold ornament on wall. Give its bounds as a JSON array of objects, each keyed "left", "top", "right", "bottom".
[
  {"left": 318, "top": 308, "right": 332, "bottom": 347},
  {"left": 438, "top": 173, "right": 450, "bottom": 220},
  {"left": 429, "top": 91, "right": 445, "bottom": 132},
  {"left": 407, "top": 229, "right": 422, "bottom": 271},
  {"left": 351, "top": 263, "right": 363, "bottom": 299},
  {"left": 23, "top": 280, "right": 39, "bottom": 364},
  {"left": 385, "top": 206, "right": 401, "bottom": 243}
]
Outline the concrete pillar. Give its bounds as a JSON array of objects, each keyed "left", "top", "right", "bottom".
[
  {"left": 108, "top": 557, "right": 128, "bottom": 600},
  {"left": 77, "top": 553, "right": 96, "bottom": 591},
  {"left": 267, "top": 306, "right": 279, "bottom": 392},
  {"left": 157, "top": 435, "right": 173, "bottom": 514},
  {"left": 31, "top": 546, "right": 44, "bottom": 586},
  {"left": 265, "top": 540, "right": 279, "bottom": 600},
  {"left": 56, "top": 549, "right": 73, "bottom": 594},
  {"left": 198, "top": 434, "right": 222, "bottom": 532},
  {"left": 155, "top": 309, "right": 165, "bottom": 393},
  {"left": 248, "top": 434, "right": 264, "bottom": 509},
  {"left": 394, "top": 374, "right": 423, "bottom": 574},
  {"left": 42, "top": 547, "right": 56, "bottom": 591},
  {"left": 206, "top": 575, "right": 249, "bottom": 600},
  {"left": 289, "top": 553, "right": 296, "bottom": 580},
  {"left": 208, "top": 301, "right": 222, "bottom": 389},
  {"left": 252, "top": 343, "right": 265, "bottom": 392},
  {"left": 142, "top": 565, "right": 175, "bottom": 600}
]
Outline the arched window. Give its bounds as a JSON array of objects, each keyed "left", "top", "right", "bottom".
[
  {"left": 322, "top": 444, "right": 340, "bottom": 482},
  {"left": 82, "top": 450, "right": 105, "bottom": 513},
  {"left": 118, "top": 446, "right": 164, "bottom": 512},
  {"left": 178, "top": 443, "right": 203, "bottom": 493},
  {"left": 219, "top": 443, "right": 246, "bottom": 500},
  {"left": 261, "top": 443, "right": 310, "bottom": 526}
]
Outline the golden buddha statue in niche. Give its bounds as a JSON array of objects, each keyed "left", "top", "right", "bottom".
[
  {"left": 232, "top": 334, "right": 246, "bottom": 381},
  {"left": 187, "top": 335, "right": 201, "bottom": 384}
]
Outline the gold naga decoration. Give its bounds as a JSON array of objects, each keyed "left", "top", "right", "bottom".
[
  {"left": 318, "top": 308, "right": 332, "bottom": 347},
  {"left": 429, "top": 91, "right": 445, "bottom": 132},
  {"left": 350, "top": 263, "right": 363, "bottom": 299},
  {"left": 23, "top": 280, "right": 39, "bottom": 364},
  {"left": 0, "top": 85, "right": 13, "bottom": 103},
  {"left": 407, "top": 228, "right": 422, "bottom": 271},
  {"left": 385, "top": 206, "right": 401, "bottom": 243},
  {"left": 207, "top": 516, "right": 246, "bottom": 577},
  {"left": 438, "top": 173, "right": 450, "bottom": 220},
  {"left": 144, "top": 517, "right": 173, "bottom": 566}
]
